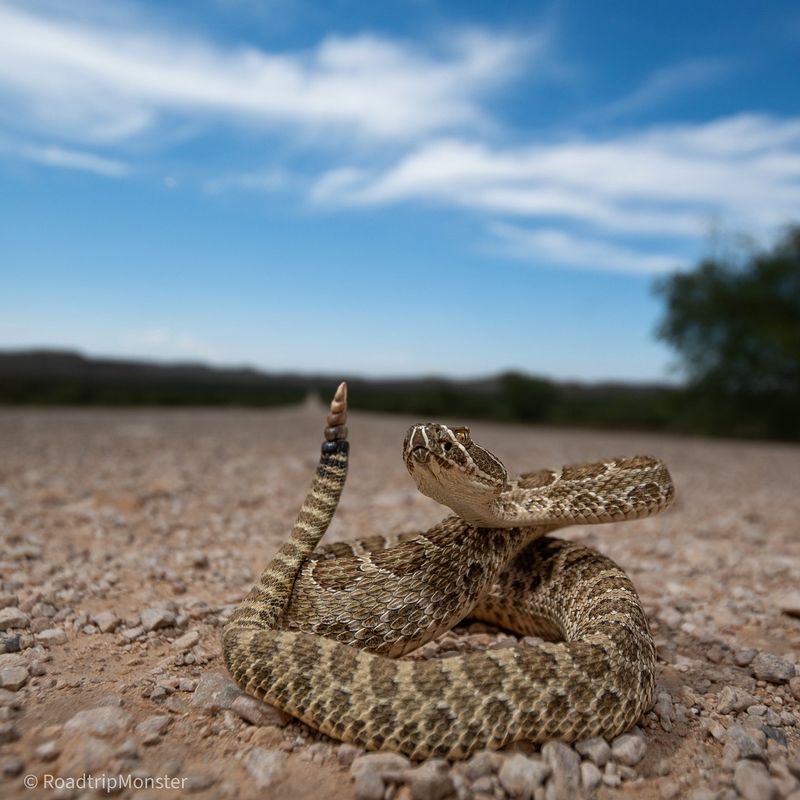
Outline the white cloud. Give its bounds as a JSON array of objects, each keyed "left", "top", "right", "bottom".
[
  {"left": 311, "top": 114, "right": 800, "bottom": 239},
  {"left": 602, "top": 57, "right": 732, "bottom": 119},
  {"left": 0, "top": 2, "right": 531, "bottom": 144},
  {"left": 13, "top": 143, "right": 128, "bottom": 176},
  {"left": 490, "top": 224, "right": 681, "bottom": 275}
]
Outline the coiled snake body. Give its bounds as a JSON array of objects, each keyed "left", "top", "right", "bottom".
[{"left": 223, "top": 384, "right": 674, "bottom": 759}]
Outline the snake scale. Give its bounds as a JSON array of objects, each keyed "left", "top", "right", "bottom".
[{"left": 223, "top": 383, "right": 674, "bottom": 759}]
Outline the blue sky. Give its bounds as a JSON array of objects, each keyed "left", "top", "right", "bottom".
[{"left": 1, "top": 0, "right": 798, "bottom": 381}]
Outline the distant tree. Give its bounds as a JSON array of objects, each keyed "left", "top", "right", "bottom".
[
  {"left": 498, "top": 371, "right": 558, "bottom": 422},
  {"left": 656, "top": 226, "right": 800, "bottom": 439}
]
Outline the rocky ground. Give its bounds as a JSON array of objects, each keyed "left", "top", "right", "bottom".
[{"left": 0, "top": 401, "right": 799, "bottom": 800}]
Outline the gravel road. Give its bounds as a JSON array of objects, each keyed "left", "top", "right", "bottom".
[{"left": 1, "top": 402, "right": 798, "bottom": 799}]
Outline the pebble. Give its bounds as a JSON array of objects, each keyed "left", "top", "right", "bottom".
[
  {"left": 336, "top": 743, "right": 363, "bottom": 767},
  {"left": 191, "top": 671, "right": 242, "bottom": 713},
  {"left": 0, "top": 721, "right": 20, "bottom": 743},
  {"left": 230, "top": 694, "right": 289, "bottom": 727},
  {"left": 407, "top": 761, "right": 455, "bottom": 800},
  {"left": 734, "top": 759, "right": 778, "bottom": 800},
  {"left": 92, "top": 610, "right": 120, "bottom": 633},
  {"left": 141, "top": 606, "right": 177, "bottom": 631},
  {"left": 575, "top": 737, "right": 611, "bottom": 766},
  {"left": 751, "top": 652, "right": 796, "bottom": 684},
  {"left": 610, "top": 732, "right": 647, "bottom": 766},
  {"left": 734, "top": 648, "right": 757, "bottom": 667},
  {"left": 2, "top": 757, "right": 24, "bottom": 776},
  {"left": 0, "top": 607, "right": 30, "bottom": 630},
  {"left": 244, "top": 747, "right": 286, "bottom": 789},
  {"left": 173, "top": 629, "right": 200, "bottom": 650},
  {"left": 0, "top": 594, "right": 18, "bottom": 610},
  {"left": 723, "top": 724, "right": 764, "bottom": 761},
  {"left": 35, "top": 741, "right": 60, "bottom": 761},
  {"left": 135, "top": 714, "right": 172, "bottom": 744},
  {"left": 35, "top": 627, "right": 67, "bottom": 646},
  {"left": 464, "top": 751, "right": 495, "bottom": 780},
  {"left": 716, "top": 686, "right": 757, "bottom": 714},
  {"left": 653, "top": 691, "right": 675, "bottom": 731},
  {"left": 64, "top": 705, "right": 133, "bottom": 737},
  {"left": 580, "top": 761, "right": 602, "bottom": 793},
  {"left": 184, "top": 773, "right": 217, "bottom": 792},
  {"left": 353, "top": 769, "right": 385, "bottom": 800},
  {"left": 789, "top": 676, "right": 800, "bottom": 701},
  {"left": 776, "top": 591, "right": 800, "bottom": 618},
  {"left": 498, "top": 753, "right": 550, "bottom": 797},
  {"left": 541, "top": 741, "right": 580, "bottom": 800},
  {"left": 0, "top": 665, "right": 29, "bottom": 691},
  {"left": 351, "top": 752, "right": 411, "bottom": 777}
]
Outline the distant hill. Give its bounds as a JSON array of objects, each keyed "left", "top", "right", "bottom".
[{"left": 0, "top": 348, "right": 680, "bottom": 431}]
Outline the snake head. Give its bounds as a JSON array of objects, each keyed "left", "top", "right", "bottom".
[{"left": 403, "top": 423, "right": 508, "bottom": 525}]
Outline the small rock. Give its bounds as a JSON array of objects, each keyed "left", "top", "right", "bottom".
[
  {"left": 734, "top": 648, "right": 757, "bottom": 667},
  {"left": 353, "top": 769, "right": 385, "bottom": 800},
  {"left": 0, "top": 665, "right": 29, "bottom": 691},
  {"left": 763, "top": 725, "right": 787, "bottom": 747},
  {"left": 35, "top": 741, "right": 60, "bottom": 761},
  {"left": 498, "top": 753, "right": 550, "bottom": 798},
  {"left": 141, "top": 607, "right": 176, "bottom": 632},
  {"left": 716, "top": 686, "right": 757, "bottom": 714},
  {"left": 336, "top": 743, "right": 363, "bottom": 767},
  {"left": 92, "top": 611, "right": 120, "bottom": 633},
  {"left": 350, "top": 752, "right": 411, "bottom": 778},
  {"left": 581, "top": 761, "right": 602, "bottom": 793},
  {"left": 789, "top": 676, "right": 800, "bottom": 701},
  {"left": 173, "top": 629, "right": 200, "bottom": 650},
  {"left": 0, "top": 595, "right": 19, "bottom": 610},
  {"left": 35, "top": 628, "right": 67, "bottom": 647},
  {"left": 135, "top": 714, "right": 172, "bottom": 744},
  {"left": 777, "top": 591, "right": 800, "bottom": 618},
  {"left": 407, "top": 761, "right": 455, "bottom": 800},
  {"left": 64, "top": 705, "right": 133, "bottom": 738},
  {"left": 0, "top": 607, "right": 30, "bottom": 630},
  {"left": 191, "top": 672, "right": 242, "bottom": 714},
  {"left": 751, "top": 652, "right": 796, "bottom": 684},
  {"left": 118, "top": 625, "right": 144, "bottom": 641},
  {"left": 2, "top": 757, "right": 24, "bottom": 776},
  {"left": 541, "top": 741, "right": 580, "bottom": 800},
  {"left": 611, "top": 733, "right": 647, "bottom": 766},
  {"left": 701, "top": 717, "right": 727, "bottom": 741},
  {"left": 660, "top": 780, "right": 681, "bottom": 799},
  {"left": 723, "top": 724, "right": 764, "bottom": 761},
  {"left": 230, "top": 694, "right": 289, "bottom": 727},
  {"left": 575, "top": 737, "right": 611, "bottom": 767},
  {"left": 465, "top": 751, "right": 495, "bottom": 780},
  {"left": 184, "top": 773, "right": 217, "bottom": 793},
  {"left": 0, "top": 721, "right": 20, "bottom": 743},
  {"left": 733, "top": 759, "right": 778, "bottom": 800},
  {"left": 244, "top": 747, "right": 286, "bottom": 789},
  {"left": 653, "top": 691, "right": 675, "bottom": 731}
]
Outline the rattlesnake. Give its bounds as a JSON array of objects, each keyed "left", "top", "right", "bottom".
[{"left": 223, "top": 383, "right": 674, "bottom": 759}]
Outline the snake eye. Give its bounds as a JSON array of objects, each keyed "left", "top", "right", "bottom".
[
  {"left": 453, "top": 427, "right": 470, "bottom": 444},
  {"left": 443, "top": 441, "right": 452, "bottom": 451}
]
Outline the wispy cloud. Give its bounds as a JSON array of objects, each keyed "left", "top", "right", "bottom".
[
  {"left": 489, "top": 223, "right": 681, "bottom": 275},
  {"left": 0, "top": 2, "right": 531, "bottom": 145},
  {"left": 602, "top": 57, "right": 732, "bottom": 119},
  {"left": 312, "top": 114, "right": 800, "bottom": 240},
  {"left": 13, "top": 143, "right": 128, "bottom": 176}
]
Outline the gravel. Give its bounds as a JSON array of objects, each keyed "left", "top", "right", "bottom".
[
  {"left": 752, "top": 652, "right": 797, "bottom": 684},
  {"left": 1, "top": 406, "right": 798, "bottom": 799},
  {"left": 497, "top": 753, "right": 550, "bottom": 797}
]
